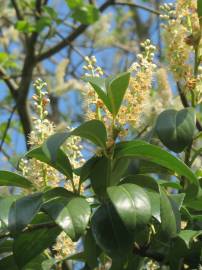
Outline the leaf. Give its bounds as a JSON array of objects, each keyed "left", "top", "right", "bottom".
[
  {"left": 177, "top": 230, "right": 202, "bottom": 248},
  {"left": 0, "top": 255, "right": 18, "bottom": 270},
  {"left": 114, "top": 140, "right": 199, "bottom": 197},
  {"left": 72, "top": 5, "right": 100, "bottom": 25},
  {"left": 120, "top": 175, "right": 160, "bottom": 222},
  {"left": 86, "top": 72, "right": 130, "bottom": 117},
  {"left": 89, "top": 156, "right": 111, "bottom": 197},
  {"left": 13, "top": 227, "right": 60, "bottom": 269},
  {"left": 65, "top": 0, "right": 83, "bottom": 9},
  {"left": 0, "top": 171, "right": 33, "bottom": 189},
  {"left": 26, "top": 146, "right": 73, "bottom": 179},
  {"left": 0, "top": 196, "right": 20, "bottom": 226},
  {"left": 77, "top": 156, "right": 99, "bottom": 183},
  {"left": 91, "top": 202, "right": 133, "bottom": 257},
  {"left": 160, "top": 187, "right": 181, "bottom": 239},
  {"left": 84, "top": 228, "right": 100, "bottom": 269},
  {"left": 8, "top": 193, "right": 43, "bottom": 233},
  {"left": 197, "top": 0, "right": 202, "bottom": 26},
  {"left": 42, "top": 196, "right": 90, "bottom": 241},
  {"left": 43, "top": 120, "right": 107, "bottom": 163},
  {"left": 155, "top": 108, "right": 195, "bottom": 153},
  {"left": 85, "top": 77, "right": 111, "bottom": 111},
  {"left": 107, "top": 184, "right": 151, "bottom": 235},
  {"left": 107, "top": 72, "right": 130, "bottom": 117}
]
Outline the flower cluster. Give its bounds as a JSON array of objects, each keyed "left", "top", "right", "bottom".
[
  {"left": 118, "top": 39, "right": 156, "bottom": 126},
  {"left": 160, "top": 0, "right": 202, "bottom": 105}
]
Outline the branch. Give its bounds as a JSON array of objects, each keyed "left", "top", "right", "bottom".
[
  {"left": 0, "top": 67, "right": 18, "bottom": 98},
  {"left": 177, "top": 82, "right": 202, "bottom": 131},
  {"left": 11, "top": 0, "right": 23, "bottom": 20},
  {"left": 113, "top": 1, "right": 160, "bottom": 15},
  {"left": 0, "top": 105, "right": 17, "bottom": 153},
  {"left": 35, "top": 0, "right": 115, "bottom": 62}
]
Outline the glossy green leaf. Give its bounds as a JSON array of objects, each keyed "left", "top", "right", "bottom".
[
  {"left": 77, "top": 156, "right": 99, "bottom": 183},
  {"left": 90, "top": 156, "right": 111, "bottom": 197},
  {"left": 0, "top": 171, "right": 33, "bottom": 189},
  {"left": 114, "top": 140, "right": 199, "bottom": 197},
  {"left": 160, "top": 187, "right": 181, "bottom": 239},
  {"left": 42, "top": 196, "right": 90, "bottom": 241},
  {"left": 177, "top": 230, "right": 202, "bottom": 248},
  {"left": 120, "top": 175, "right": 161, "bottom": 222},
  {"left": 85, "top": 77, "right": 111, "bottom": 111},
  {"left": 43, "top": 120, "right": 107, "bottom": 163},
  {"left": 84, "top": 228, "right": 100, "bottom": 269},
  {"left": 8, "top": 193, "right": 43, "bottom": 233},
  {"left": 0, "top": 196, "right": 20, "bottom": 226},
  {"left": 13, "top": 227, "right": 60, "bottom": 269},
  {"left": 107, "top": 184, "right": 151, "bottom": 235},
  {"left": 107, "top": 72, "right": 130, "bottom": 116},
  {"left": 72, "top": 5, "right": 100, "bottom": 25},
  {"left": 91, "top": 202, "right": 133, "bottom": 257},
  {"left": 0, "top": 255, "right": 18, "bottom": 270},
  {"left": 86, "top": 72, "right": 130, "bottom": 116},
  {"left": 26, "top": 146, "right": 73, "bottom": 179},
  {"left": 156, "top": 108, "right": 195, "bottom": 153}
]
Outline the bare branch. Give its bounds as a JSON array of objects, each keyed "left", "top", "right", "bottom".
[
  {"left": 113, "top": 1, "right": 160, "bottom": 15},
  {"left": 0, "top": 105, "right": 17, "bottom": 153},
  {"left": 11, "top": 0, "right": 23, "bottom": 20},
  {"left": 35, "top": 0, "right": 115, "bottom": 62},
  {"left": 0, "top": 67, "right": 18, "bottom": 98}
]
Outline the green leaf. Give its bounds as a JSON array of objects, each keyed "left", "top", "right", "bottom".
[
  {"left": 8, "top": 193, "right": 43, "bottom": 233},
  {"left": 72, "top": 5, "right": 100, "bottom": 25},
  {"left": 114, "top": 140, "right": 199, "bottom": 197},
  {"left": 13, "top": 227, "right": 60, "bottom": 269},
  {"left": 121, "top": 175, "right": 160, "bottom": 222},
  {"left": 156, "top": 108, "right": 195, "bottom": 153},
  {"left": 42, "top": 196, "right": 90, "bottom": 241},
  {"left": 84, "top": 228, "right": 100, "bottom": 269},
  {"left": 85, "top": 77, "right": 111, "bottom": 111},
  {"left": 65, "top": 0, "right": 83, "bottom": 9},
  {"left": 0, "top": 255, "right": 18, "bottom": 270},
  {"left": 86, "top": 72, "right": 130, "bottom": 116},
  {"left": 0, "top": 196, "right": 20, "bottom": 226},
  {"left": 77, "top": 156, "right": 99, "bottom": 183},
  {"left": 197, "top": 0, "right": 202, "bottom": 26},
  {"left": 0, "top": 239, "right": 13, "bottom": 253},
  {"left": 177, "top": 230, "right": 202, "bottom": 248},
  {"left": 0, "top": 171, "right": 33, "bottom": 189},
  {"left": 107, "top": 72, "right": 130, "bottom": 117},
  {"left": 91, "top": 202, "right": 133, "bottom": 258},
  {"left": 107, "top": 184, "right": 151, "bottom": 235},
  {"left": 160, "top": 187, "right": 181, "bottom": 239},
  {"left": 90, "top": 156, "right": 111, "bottom": 197},
  {"left": 43, "top": 120, "right": 107, "bottom": 163},
  {"left": 35, "top": 17, "right": 51, "bottom": 32},
  {"left": 26, "top": 146, "right": 73, "bottom": 179}
]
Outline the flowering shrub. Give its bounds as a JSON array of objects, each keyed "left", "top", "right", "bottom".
[{"left": 0, "top": 1, "right": 202, "bottom": 270}]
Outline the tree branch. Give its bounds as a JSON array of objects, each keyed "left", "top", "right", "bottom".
[
  {"left": 35, "top": 0, "right": 115, "bottom": 62},
  {"left": 11, "top": 0, "right": 23, "bottom": 20},
  {"left": 0, "top": 67, "right": 18, "bottom": 98},
  {"left": 0, "top": 105, "right": 17, "bottom": 153},
  {"left": 113, "top": 1, "right": 160, "bottom": 15}
]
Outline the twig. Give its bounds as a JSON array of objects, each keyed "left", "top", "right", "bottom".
[
  {"left": 35, "top": 0, "right": 115, "bottom": 62},
  {"left": 0, "top": 105, "right": 17, "bottom": 153},
  {"left": 113, "top": 1, "right": 161, "bottom": 15}
]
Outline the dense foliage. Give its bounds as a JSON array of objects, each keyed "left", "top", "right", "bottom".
[{"left": 0, "top": 0, "right": 202, "bottom": 270}]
